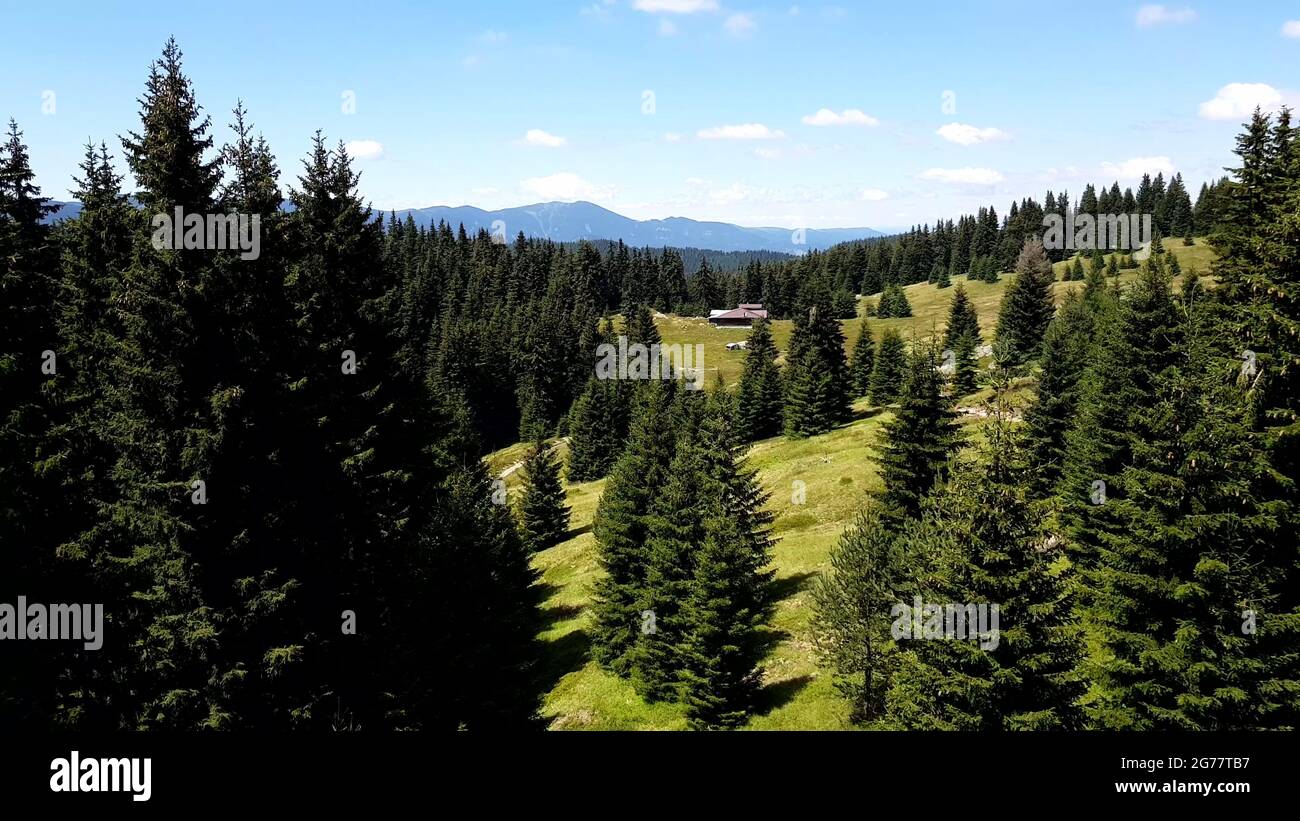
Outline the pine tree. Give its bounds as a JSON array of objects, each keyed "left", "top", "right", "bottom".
[
  {"left": 565, "top": 376, "right": 625, "bottom": 481},
  {"left": 941, "top": 282, "right": 981, "bottom": 351},
  {"left": 0, "top": 118, "right": 59, "bottom": 724},
  {"left": 1081, "top": 276, "right": 1280, "bottom": 729},
  {"left": 783, "top": 300, "right": 851, "bottom": 437},
  {"left": 688, "top": 257, "right": 721, "bottom": 315},
  {"left": 847, "top": 314, "right": 875, "bottom": 398},
  {"left": 677, "top": 397, "right": 775, "bottom": 728},
  {"left": 949, "top": 331, "right": 979, "bottom": 398},
  {"left": 994, "top": 238, "right": 1056, "bottom": 366},
  {"left": 735, "top": 318, "right": 783, "bottom": 441},
  {"left": 876, "top": 283, "right": 913, "bottom": 318},
  {"left": 884, "top": 418, "right": 1085, "bottom": 730},
  {"left": 868, "top": 327, "right": 906, "bottom": 405},
  {"left": 811, "top": 503, "right": 908, "bottom": 724},
  {"left": 518, "top": 441, "right": 570, "bottom": 552},
  {"left": 590, "top": 380, "right": 678, "bottom": 673},
  {"left": 876, "top": 345, "right": 961, "bottom": 526},
  {"left": 1022, "top": 291, "right": 1093, "bottom": 497}
]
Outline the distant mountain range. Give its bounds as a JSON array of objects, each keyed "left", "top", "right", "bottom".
[
  {"left": 44, "top": 199, "right": 881, "bottom": 253},
  {"left": 384, "top": 201, "right": 882, "bottom": 252}
]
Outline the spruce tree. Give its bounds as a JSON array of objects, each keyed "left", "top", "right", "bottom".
[
  {"left": 590, "top": 379, "right": 678, "bottom": 673},
  {"left": 518, "top": 441, "right": 570, "bottom": 552},
  {"left": 811, "top": 503, "right": 907, "bottom": 724},
  {"left": 868, "top": 327, "right": 907, "bottom": 405},
  {"left": 941, "top": 282, "right": 981, "bottom": 351},
  {"left": 884, "top": 419, "right": 1085, "bottom": 730},
  {"left": 678, "top": 396, "right": 775, "bottom": 728},
  {"left": 1081, "top": 277, "right": 1279, "bottom": 729},
  {"left": 994, "top": 238, "right": 1056, "bottom": 366},
  {"left": 847, "top": 314, "right": 875, "bottom": 398},
  {"left": 735, "top": 318, "right": 783, "bottom": 441},
  {"left": 876, "top": 283, "right": 913, "bottom": 318},
  {"left": 0, "top": 119, "right": 59, "bottom": 724},
  {"left": 1022, "top": 291, "right": 1093, "bottom": 497},
  {"left": 876, "top": 344, "right": 961, "bottom": 526},
  {"left": 949, "top": 332, "right": 979, "bottom": 398},
  {"left": 782, "top": 299, "right": 851, "bottom": 437},
  {"left": 565, "top": 376, "right": 624, "bottom": 481}
]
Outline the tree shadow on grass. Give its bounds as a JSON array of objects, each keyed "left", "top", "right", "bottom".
[
  {"left": 564, "top": 522, "right": 592, "bottom": 540},
  {"left": 536, "top": 627, "right": 592, "bottom": 696},
  {"left": 769, "top": 571, "right": 818, "bottom": 603},
  {"left": 753, "top": 674, "right": 814, "bottom": 717},
  {"left": 541, "top": 601, "right": 584, "bottom": 629},
  {"left": 850, "top": 404, "right": 888, "bottom": 422}
]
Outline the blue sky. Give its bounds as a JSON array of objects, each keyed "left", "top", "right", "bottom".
[{"left": 3, "top": 1, "right": 1298, "bottom": 229}]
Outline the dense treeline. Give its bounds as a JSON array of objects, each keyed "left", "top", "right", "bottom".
[
  {"left": 811, "top": 106, "right": 1299, "bottom": 730},
  {"left": 1, "top": 40, "right": 542, "bottom": 730}
]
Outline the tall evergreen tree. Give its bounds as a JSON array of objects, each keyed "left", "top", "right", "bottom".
[
  {"left": 678, "top": 396, "right": 775, "bottom": 728},
  {"left": 941, "top": 282, "right": 981, "bottom": 351},
  {"left": 994, "top": 239, "right": 1056, "bottom": 366},
  {"left": 1022, "top": 291, "right": 1093, "bottom": 497},
  {"left": 0, "top": 119, "right": 59, "bottom": 725},
  {"left": 782, "top": 299, "right": 851, "bottom": 437},
  {"left": 868, "top": 327, "right": 907, "bottom": 405},
  {"left": 885, "top": 418, "right": 1085, "bottom": 730},
  {"left": 735, "top": 318, "right": 783, "bottom": 441},
  {"left": 811, "top": 503, "right": 908, "bottom": 724},
  {"left": 590, "top": 380, "right": 678, "bottom": 673},
  {"left": 847, "top": 314, "right": 875, "bottom": 398},
  {"left": 518, "top": 441, "right": 570, "bottom": 552},
  {"left": 876, "top": 344, "right": 961, "bottom": 526}
]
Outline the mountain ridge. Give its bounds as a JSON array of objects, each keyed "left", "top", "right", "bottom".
[{"left": 43, "top": 199, "right": 882, "bottom": 253}]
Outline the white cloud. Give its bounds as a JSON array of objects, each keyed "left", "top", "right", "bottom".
[
  {"left": 519, "top": 172, "right": 614, "bottom": 202},
  {"left": 633, "top": 0, "right": 717, "bottom": 12},
  {"left": 659, "top": 18, "right": 678, "bottom": 35},
  {"left": 788, "top": 5, "right": 800, "bottom": 14},
  {"left": 709, "top": 183, "right": 758, "bottom": 205},
  {"left": 344, "top": 139, "right": 384, "bottom": 160},
  {"left": 936, "top": 122, "right": 1010, "bottom": 145},
  {"left": 685, "top": 176, "right": 706, "bottom": 185},
  {"left": 478, "top": 29, "right": 509, "bottom": 44},
  {"left": 754, "top": 147, "right": 782, "bottom": 159},
  {"left": 1283, "top": 20, "right": 1300, "bottom": 38},
  {"left": 664, "top": 132, "right": 683, "bottom": 142},
  {"left": 724, "top": 13, "right": 756, "bottom": 36},
  {"left": 697, "top": 123, "right": 786, "bottom": 139},
  {"left": 801, "top": 108, "right": 879, "bottom": 127},
  {"left": 1136, "top": 5, "right": 1197, "bottom": 27},
  {"left": 919, "top": 167, "right": 1003, "bottom": 185},
  {"left": 1198, "top": 82, "right": 1285, "bottom": 120},
  {"left": 859, "top": 188, "right": 889, "bottom": 201},
  {"left": 522, "top": 128, "right": 567, "bottom": 148},
  {"left": 1037, "top": 166, "right": 1084, "bottom": 183},
  {"left": 462, "top": 55, "right": 481, "bottom": 68},
  {"left": 580, "top": 0, "right": 617, "bottom": 17},
  {"left": 1101, "top": 156, "right": 1176, "bottom": 180}
]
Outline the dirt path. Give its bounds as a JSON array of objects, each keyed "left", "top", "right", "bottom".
[
  {"left": 955, "top": 406, "right": 1023, "bottom": 422},
  {"left": 498, "top": 437, "right": 570, "bottom": 480}
]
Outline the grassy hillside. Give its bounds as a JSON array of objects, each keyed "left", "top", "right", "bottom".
[
  {"left": 505, "top": 237, "right": 1217, "bottom": 730},
  {"left": 655, "top": 238, "right": 1216, "bottom": 388}
]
